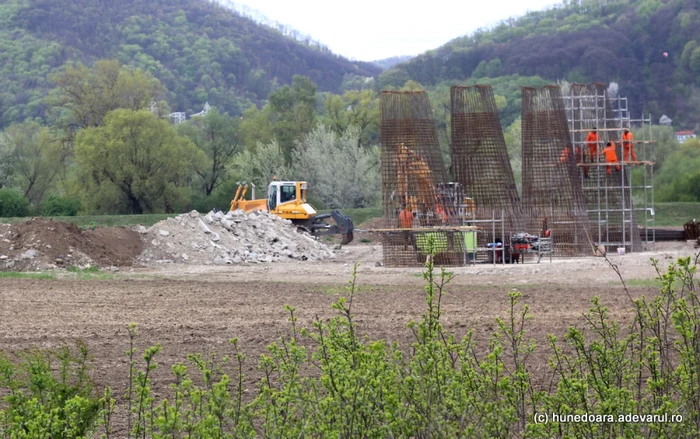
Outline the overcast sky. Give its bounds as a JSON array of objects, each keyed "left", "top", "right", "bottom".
[{"left": 231, "top": 0, "right": 561, "bottom": 61}]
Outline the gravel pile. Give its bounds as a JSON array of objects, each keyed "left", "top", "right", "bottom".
[{"left": 139, "top": 209, "right": 334, "bottom": 265}]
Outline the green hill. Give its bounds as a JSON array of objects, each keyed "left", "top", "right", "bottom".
[
  {"left": 0, "top": 0, "right": 381, "bottom": 128},
  {"left": 381, "top": 0, "right": 700, "bottom": 129}
]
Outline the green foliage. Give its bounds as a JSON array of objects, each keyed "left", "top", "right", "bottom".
[
  {"left": 190, "top": 180, "right": 241, "bottom": 213},
  {"left": 0, "top": 0, "right": 380, "bottom": 130},
  {"left": 504, "top": 117, "right": 523, "bottom": 191},
  {"left": 74, "top": 109, "right": 205, "bottom": 214},
  {"left": 1, "top": 121, "right": 67, "bottom": 205},
  {"left": 0, "top": 342, "right": 101, "bottom": 438},
  {"left": 0, "top": 272, "right": 55, "bottom": 279},
  {"left": 178, "top": 107, "right": 241, "bottom": 196},
  {"left": 322, "top": 89, "right": 379, "bottom": 147},
  {"left": 655, "top": 138, "right": 700, "bottom": 201},
  {"left": 292, "top": 125, "right": 380, "bottom": 209},
  {"left": 48, "top": 60, "right": 168, "bottom": 131},
  {"left": 268, "top": 75, "right": 319, "bottom": 163},
  {"left": 42, "top": 194, "right": 82, "bottom": 217},
  {"left": 0, "top": 188, "right": 29, "bottom": 217},
  {"left": 389, "top": 0, "right": 700, "bottom": 128},
  {"left": 231, "top": 140, "right": 291, "bottom": 191},
  {"left": 6, "top": 253, "right": 700, "bottom": 436}
]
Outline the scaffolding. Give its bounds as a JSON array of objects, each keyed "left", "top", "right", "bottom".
[
  {"left": 564, "top": 83, "right": 655, "bottom": 253},
  {"left": 521, "top": 86, "right": 592, "bottom": 256}
]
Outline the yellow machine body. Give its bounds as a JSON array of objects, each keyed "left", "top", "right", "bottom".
[
  {"left": 230, "top": 180, "right": 355, "bottom": 244},
  {"left": 230, "top": 181, "right": 315, "bottom": 219}
]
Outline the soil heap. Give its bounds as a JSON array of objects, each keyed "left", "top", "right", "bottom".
[
  {"left": 138, "top": 209, "right": 334, "bottom": 265},
  {"left": 0, "top": 218, "right": 143, "bottom": 271}
]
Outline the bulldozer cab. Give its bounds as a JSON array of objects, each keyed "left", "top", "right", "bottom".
[{"left": 267, "top": 181, "right": 307, "bottom": 211}]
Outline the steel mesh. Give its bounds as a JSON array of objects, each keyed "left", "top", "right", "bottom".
[
  {"left": 450, "top": 85, "right": 521, "bottom": 244},
  {"left": 380, "top": 91, "right": 459, "bottom": 266},
  {"left": 521, "top": 86, "right": 592, "bottom": 256}
]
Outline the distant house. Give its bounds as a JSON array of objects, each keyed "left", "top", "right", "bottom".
[{"left": 676, "top": 130, "right": 697, "bottom": 143}]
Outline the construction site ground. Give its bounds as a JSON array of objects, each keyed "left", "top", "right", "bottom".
[{"left": 0, "top": 237, "right": 697, "bottom": 435}]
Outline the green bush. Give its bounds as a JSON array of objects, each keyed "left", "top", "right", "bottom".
[
  {"left": 190, "top": 181, "right": 240, "bottom": 213},
  {"left": 4, "top": 247, "right": 700, "bottom": 437},
  {"left": 41, "top": 194, "right": 82, "bottom": 217},
  {"left": 0, "top": 189, "right": 29, "bottom": 217},
  {"left": 0, "top": 342, "right": 102, "bottom": 438}
]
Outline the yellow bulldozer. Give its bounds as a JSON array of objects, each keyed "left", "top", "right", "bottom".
[{"left": 230, "top": 180, "right": 354, "bottom": 244}]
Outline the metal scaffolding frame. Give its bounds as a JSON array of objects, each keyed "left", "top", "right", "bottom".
[{"left": 564, "top": 83, "right": 655, "bottom": 253}]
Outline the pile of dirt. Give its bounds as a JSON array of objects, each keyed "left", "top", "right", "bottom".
[
  {"left": 139, "top": 209, "right": 334, "bottom": 265},
  {"left": 0, "top": 218, "right": 144, "bottom": 271}
]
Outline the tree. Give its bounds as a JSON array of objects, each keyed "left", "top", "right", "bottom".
[
  {"left": 75, "top": 110, "right": 204, "bottom": 214},
  {"left": 268, "top": 75, "right": 318, "bottom": 162},
  {"left": 323, "top": 93, "right": 348, "bottom": 134},
  {"left": 322, "top": 90, "right": 379, "bottom": 147},
  {"left": 292, "top": 125, "right": 380, "bottom": 209},
  {"left": 655, "top": 138, "right": 700, "bottom": 201},
  {"left": 504, "top": 118, "right": 523, "bottom": 191},
  {"left": 2, "top": 121, "right": 66, "bottom": 205},
  {"left": 0, "top": 133, "right": 13, "bottom": 189},
  {"left": 48, "top": 60, "right": 167, "bottom": 133},
  {"left": 239, "top": 104, "right": 274, "bottom": 151},
  {"left": 231, "top": 140, "right": 291, "bottom": 191},
  {"left": 344, "top": 90, "right": 379, "bottom": 147},
  {"left": 178, "top": 107, "right": 241, "bottom": 196}
]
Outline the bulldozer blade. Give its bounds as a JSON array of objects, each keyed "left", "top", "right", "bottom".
[{"left": 308, "top": 209, "right": 354, "bottom": 244}]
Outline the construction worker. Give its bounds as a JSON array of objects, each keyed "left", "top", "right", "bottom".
[
  {"left": 399, "top": 203, "right": 414, "bottom": 248},
  {"left": 622, "top": 128, "right": 637, "bottom": 162},
  {"left": 602, "top": 141, "right": 621, "bottom": 175},
  {"left": 586, "top": 128, "right": 600, "bottom": 162},
  {"left": 559, "top": 145, "right": 571, "bottom": 163},
  {"left": 435, "top": 203, "right": 448, "bottom": 224},
  {"left": 399, "top": 204, "right": 413, "bottom": 228}
]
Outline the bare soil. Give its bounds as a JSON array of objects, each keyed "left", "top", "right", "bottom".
[
  {"left": 0, "top": 218, "right": 143, "bottom": 270},
  {"left": 0, "top": 238, "right": 697, "bottom": 436}
]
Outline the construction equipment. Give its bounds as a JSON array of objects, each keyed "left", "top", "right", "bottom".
[
  {"left": 230, "top": 180, "right": 354, "bottom": 244},
  {"left": 391, "top": 144, "right": 475, "bottom": 224}
]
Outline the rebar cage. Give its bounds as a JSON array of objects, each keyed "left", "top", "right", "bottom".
[
  {"left": 521, "top": 86, "right": 593, "bottom": 256},
  {"left": 450, "top": 85, "right": 522, "bottom": 243},
  {"left": 380, "top": 91, "right": 455, "bottom": 266}
]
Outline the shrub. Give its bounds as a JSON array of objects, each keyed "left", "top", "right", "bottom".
[
  {"left": 0, "top": 189, "right": 29, "bottom": 217},
  {"left": 0, "top": 342, "right": 102, "bottom": 438},
  {"left": 42, "top": 194, "right": 82, "bottom": 217}
]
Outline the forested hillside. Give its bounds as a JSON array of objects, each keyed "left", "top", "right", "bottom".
[
  {"left": 0, "top": 0, "right": 380, "bottom": 128},
  {"left": 381, "top": 0, "right": 700, "bottom": 128}
]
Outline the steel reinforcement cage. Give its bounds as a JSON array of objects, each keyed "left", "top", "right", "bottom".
[
  {"left": 379, "top": 91, "right": 453, "bottom": 266},
  {"left": 450, "top": 85, "right": 522, "bottom": 245},
  {"left": 521, "top": 86, "right": 592, "bottom": 256}
]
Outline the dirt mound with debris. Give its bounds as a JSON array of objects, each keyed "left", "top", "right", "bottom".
[
  {"left": 139, "top": 210, "right": 334, "bottom": 265},
  {"left": 0, "top": 218, "right": 143, "bottom": 271}
]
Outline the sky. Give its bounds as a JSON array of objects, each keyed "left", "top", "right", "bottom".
[{"left": 231, "top": 0, "right": 561, "bottom": 61}]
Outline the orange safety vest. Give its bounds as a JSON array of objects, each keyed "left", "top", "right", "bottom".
[
  {"left": 622, "top": 131, "right": 636, "bottom": 161},
  {"left": 602, "top": 142, "right": 618, "bottom": 163},
  {"left": 586, "top": 132, "right": 599, "bottom": 155},
  {"left": 435, "top": 205, "right": 447, "bottom": 223},
  {"left": 399, "top": 209, "right": 413, "bottom": 228}
]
